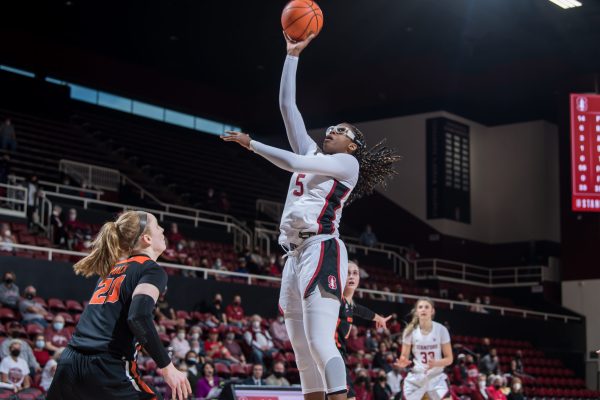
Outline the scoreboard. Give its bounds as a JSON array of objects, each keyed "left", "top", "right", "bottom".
[{"left": 571, "top": 93, "right": 600, "bottom": 212}]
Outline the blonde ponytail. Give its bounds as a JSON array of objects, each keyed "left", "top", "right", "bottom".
[
  {"left": 403, "top": 297, "right": 435, "bottom": 340},
  {"left": 73, "top": 211, "right": 147, "bottom": 278}
]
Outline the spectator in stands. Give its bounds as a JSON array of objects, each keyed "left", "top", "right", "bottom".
[
  {"left": 0, "top": 118, "right": 17, "bottom": 152},
  {"left": 466, "top": 354, "right": 480, "bottom": 383},
  {"left": 455, "top": 293, "right": 470, "bottom": 311},
  {"left": 267, "top": 255, "right": 283, "bottom": 277},
  {"left": 373, "top": 342, "right": 392, "bottom": 372},
  {"left": 19, "top": 285, "right": 48, "bottom": 328},
  {"left": 0, "top": 271, "right": 19, "bottom": 309},
  {"left": 155, "top": 289, "right": 176, "bottom": 321},
  {"left": 196, "top": 362, "right": 220, "bottom": 399},
  {"left": 476, "top": 337, "right": 491, "bottom": 357},
  {"left": 512, "top": 350, "right": 524, "bottom": 375},
  {"left": 0, "top": 224, "right": 16, "bottom": 253},
  {"left": 387, "top": 314, "right": 402, "bottom": 335},
  {"left": 218, "top": 191, "right": 231, "bottom": 213},
  {"left": 507, "top": 377, "right": 524, "bottom": 400},
  {"left": 486, "top": 375, "right": 507, "bottom": 400},
  {"left": 470, "top": 297, "right": 488, "bottom": 314},
  {"left": 166, "top": 222, "right": 184, "bottom": 247},
  {"left": 453, "top": 353, "right": 468, "bottom": 385},
  {"left": 223, "top": 331, "right": 246, "bottom": 364},
  {"left": 242, "top": 364, "right": 266, "bottom": 386},
  {"left": 226, "top": 295, "right": 246, "bottom": 328},
  {"left": 359, "top": 225, "right": 378, "bottom": 247},
  {"left": 0, "top": 154, "right": 10, "bottom": 185},
  {"left": 205, "top": 187, "right": 217, "bottom": 212},
  {"left": 33, "top": 334, "right": 50, "bottom": 367},
  {"left": 171, "top": 327, "right": 191, "bottom": 361},
  {"left": 236, "top": 258, "right": 249, "bottom": 274},
  {"left": 244, "top": 315, "right": 277, "bottom": 365},
  {"left": 386, "top": 360, "right": 402, "bottom": 399},
  {"left": 354, "top": 369, "right": 372, "bottom": 400},
  {"left": 406, "top": 244, "right": 420, "bottom": 262},
  {"left": 381, "top": 286, "right": 395, "bottom": 302},
  {"left": 25, "top": 175, "right": 39, "bottom": 228},
  {"left": 207, "top": 293, "right": 227, "bottom": 327},
  {"left": 1, "top": 322, "right": 40, "bottom": 372},
  {"left": 347, "top": 325, "right": 366, "bottom": 353},
  {"left": 270, "top": 314, "right": 290, "bottom": 347},
  {"left": 373, "top": 369, "right": 392, "bottom": 400},
  {"left": 472, "top": 374, "right": 489, "bottom": 400},
  {"left": 184, "top": 350, "right": 201, "bottom": 390},
  {"left": 265, "top": 361, "right": 289, "bottom": 386},
  {"left": 204, "top": 328, "right": 223, "bottom": 360},
  {"left": 50, "top": 205, "right": 67, "bottom": 247},
  {"left": 365, "top": 329, "right": 378, "bottom": 352},
  {"left": 212, "top": 258, "right": 227, "bottom": 272},
  {"left": 40, "top": 349, "right": 61, "bottom": 393},
  {"left": 0, "top": 340, "right": 31, "bottom": 394},
  {"left": 44, "top": 314, "right": 71, "bottom": 353},
  {"left": 479, "top": 348, "right": 499, "bottom": 375}
]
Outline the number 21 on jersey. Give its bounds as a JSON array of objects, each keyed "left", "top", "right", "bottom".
[{"left": 89, "top": 275, "right": 126, "bottom": 305}]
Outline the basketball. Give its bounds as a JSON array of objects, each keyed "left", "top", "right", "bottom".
[{"left": 281, "top": 0, "right": 323, "bottom": 42}]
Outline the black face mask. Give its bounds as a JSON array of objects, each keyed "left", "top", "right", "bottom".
[
  {"left": 10, "top": 331, "right": 19, "bottom": 338},
  {"left": 378, "top": 377, "right": 386, "bottom": 382},
  {"left": 273, "top": 372, "right": 284, "bottom": 378},
  {"left": 10, "top": 349, "right": 20, "bottom": 357},
  {"left": 25, "top": 293, "right": 34, "bottom": 300},
  {"left": 186, "top": 359, "right": 197, "bottom": 366},
  {"left": 494, "top": 384, "right": 501, "bottom": 389},
  {"left": 214, "top": 300, "right": 221, "bottom": 305},
  {"left": 4, "top": 278, "right": 13, "bottom": 284}
]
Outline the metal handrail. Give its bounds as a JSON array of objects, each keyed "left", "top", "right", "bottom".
[
  {"left": 1, "top": 243, "right": 580, "bottom": 323},
  {"left": 9, "top": 175, "right": 103, "bottom": 200}
]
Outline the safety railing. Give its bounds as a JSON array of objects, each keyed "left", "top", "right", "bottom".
[
  {"left": 253, "top": 220, "right": 410, "bottom": 278},
  {"left": 59, "top": 159, "right": 121, "bottom": 191},
  {"left": 0, "top": 183, "right": 27, "bottom": 218},
  {"left": 40, "top": 191, "right": 252, "bottom": 251},
  {"left": 0, "top": 243, "right": 580, "bottom": 323},
  {"left": 414, "top": 259, "right": 545, "bottom": 288},
  {"left": 9, "top": 175, "right": 103, "bottom": 200}
]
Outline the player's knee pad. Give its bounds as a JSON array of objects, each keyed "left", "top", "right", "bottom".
[
  {"left": 306, "top": 338, "right": 345, "bottom": 393},
  {"left": 323, "top": 356, "right": 347, "bottom": 394},
  {"left": 285, "top": 316, "right": 325, "bottom": 393}
]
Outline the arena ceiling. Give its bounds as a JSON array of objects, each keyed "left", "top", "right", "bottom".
[{"left": 3, "top": 0, "right": 600, "bottom": 133}]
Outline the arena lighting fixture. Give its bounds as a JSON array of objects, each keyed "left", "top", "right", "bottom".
[{"left": 547, "top": 0, "right": 582, "bottom": 9}]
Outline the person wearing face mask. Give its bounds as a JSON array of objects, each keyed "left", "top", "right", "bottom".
[
  {"left": 225, "top": 295, "right": 246, "bottom": 328},
  {"left": 0, "top": 340, "right": 33, "bottom": 394},
  {"left": 171, "top": 328, "right": 192, "bottom": 361},
  {"left": 206, "top": 293, "right": 227, "bottom": 327},
  {"left": 243, "top": 316, "right": 277, "bottom": 365},
  {"left": 33, "top": 334, "right": 51, "bottom": 367},
  {"left": 18, "top": 285, "right": 48, "bottom": 328},
  {"left": 1, "top": 322, "right": 40, "bottom": 373},
  {"left": 0, "top": 225, "right": 16, "bottom": 253},
  {"left": 266, "top": 361, "right": 290, "bottom": 386},
  {"left": 44, "top": 315, "right": 71, "bottom": 354},
  {"left": 372, "top": 370, "right": 392, "bottom": 400},
  {"left": 472, "top": 374, "right": 489, "bottom": 400},
  {"left": 270, "top": 314, "right": 290, "bottom": 348},
  {"left": 223, "top": 331, "right": 246, "bottom": 364},
  {"left": 0, "top": 271, "right": 19, "bottom": 309},
  {"left": 184, "top": 350, "right": 201, "bottom": 391},
  {"left": 506, "top": 377, "right": 524, "bottom": 400},
  {"left": 486, "top": 375, "right": 507, "bottom": 400}
]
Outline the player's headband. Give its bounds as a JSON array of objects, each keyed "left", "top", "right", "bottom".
[{"left": 131, "top": 211, "right": 148, "bottom": 248}]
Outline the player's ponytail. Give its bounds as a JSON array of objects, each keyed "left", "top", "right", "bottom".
[
  {"left": 344, "top": 124, "right": 401, "bottom": 206},
  {"left": 403, "top": 297, "right": 435, "bottom": 339},
  {"left": 74, "top": 211, "right": 148, "bottom": 278}
]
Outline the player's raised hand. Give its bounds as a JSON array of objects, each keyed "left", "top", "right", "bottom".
[
  {"left": 284, "top": 32, "right": 316, "bottom": 57},
  {"left": 162, "top": 363, "right": 192, "bottom": 400},
  {"left": 374, "top": 314, "right": 392, "bottom": 330},
  {"left": 395, "top": 355, "right": 411, "bottom": 369},
  {"left": 221, "top": 131, "right": 252, "bottom": 150}
]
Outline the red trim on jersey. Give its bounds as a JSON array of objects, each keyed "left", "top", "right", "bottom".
[
  {"left": 278, "top": 304, "right": 284, "bottom": 316},
  {"left": 329, "top": 188, "right": 350, "bottom": 234},
  {"left": 129, "top": 360, "right": 156, "bottom": 396},
  {"left": 335, "top": 239, "right": 341, "bottom": 298},
  {"left": 303, "top": 241, "right": 326, "bottom": 299},
  {"left": 335, "top": 317, "right": 342, "bottom": 348},
  {"left": 316, "top": 181, "right": 338, "bottom": 234}
]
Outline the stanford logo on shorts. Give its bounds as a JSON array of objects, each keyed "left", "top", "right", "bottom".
[{"left": 328, "top": 275, "right": 337, "bottom": 290}]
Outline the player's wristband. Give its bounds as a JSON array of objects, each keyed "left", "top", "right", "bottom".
[{"left": 127, "top": 294, "right": 171, "bottom": 369}]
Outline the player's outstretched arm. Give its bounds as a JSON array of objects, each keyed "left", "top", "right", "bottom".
[
  {"left": 279, "top": 32, "right": 318, "bottom": 156},
  {"left": 221, "top": 131, "right": 357, "bottom": 182}
]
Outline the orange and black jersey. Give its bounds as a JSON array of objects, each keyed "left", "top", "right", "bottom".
[
  {"left": 70, "top": 255, "right": 168, "bottom": 361},
  {"left": 335, "top": 299, "right": 375, "bottom": 355}
]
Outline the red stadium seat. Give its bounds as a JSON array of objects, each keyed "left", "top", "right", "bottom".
[
  {"left": 48, "top": 298, "right": 66, "bottom": 312},
  {"left": 0, "top": 308, "right": 16, "bottom": 322},
  {"left": 66, "top": 300, "right": 83, "bottom": 313},
  {"left": 26, "top": 324, "right": 43, "bottom": 338},
  {"left": 215, "top": 362, "right": 230, "bottom": 377},
  {"left": 230, "top": 364, "right": 246, "bottom": 377}
]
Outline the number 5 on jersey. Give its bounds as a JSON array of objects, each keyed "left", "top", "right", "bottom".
[
  {"left": 89, "top": 275, "right": 126, "bottom": 305},
  {"left": 293, "top": 174, "right": 306, "bottom": 196}
]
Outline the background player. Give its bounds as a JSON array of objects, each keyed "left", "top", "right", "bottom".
[
  {"left": 337, "top": 261, "right": 391, "bottom": 400},
  {"left": 47, "top": 211, "right": 191, "bottom": 400},
  {"left": 221, "top": 33, "right": 399, "bottom": 400},
  {"left": 396, "top": 298, "right": 453, "bottom": 400}
]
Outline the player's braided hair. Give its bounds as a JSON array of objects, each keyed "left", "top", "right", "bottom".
[
  {"left": 345, "top": 123, "right": 401, "bottom": 206},
  {"left": 403, "top": 297, "right": 435, "bottom": 340}
]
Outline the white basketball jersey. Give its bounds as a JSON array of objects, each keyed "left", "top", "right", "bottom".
[
  {"left": 404, "top": 321, "right": 451, "bottom": 374},
  {"left": 279, "top": 164, "right": 354, "bottom": 246}
]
